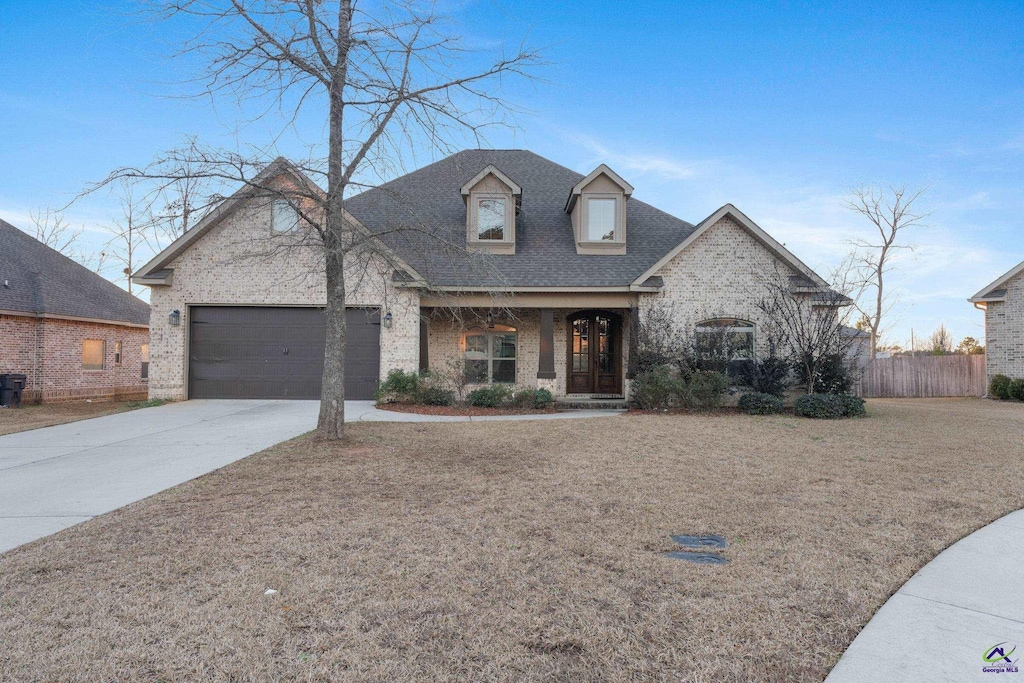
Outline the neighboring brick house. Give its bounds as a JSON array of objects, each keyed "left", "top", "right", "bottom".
[
  {"left": 133, "top": 150, "right": 843, "bottom": 402},
  {"left": 970, "top": 258, "right": 1024, "bottom": 382},
  {"left": 0, "top": 219, "right": 150, "bottom": 403}
]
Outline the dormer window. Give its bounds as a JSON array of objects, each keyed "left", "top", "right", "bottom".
[
  {"left": 477, "top": 197, "right": 507, "bottom": 240},
  {"left": 461, "top": 164, "right": 521, "bottom": 254},
  {"left": 585, "top": 197, "right": 618, "bottom": 241},
  {"left": 566, "top": 164, "right": 633, "bottom": 255}
]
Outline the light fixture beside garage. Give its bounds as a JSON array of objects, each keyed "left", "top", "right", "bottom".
[
  {"left": 382, "top": 311, "right": 393, "bottom": 328},
  {"left": 168, "top": 309, "right": 181, "bottom": 326}
]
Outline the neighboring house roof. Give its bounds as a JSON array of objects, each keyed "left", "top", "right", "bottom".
[
  {"left": 134, "top": 149, "right": 836, "bottom": 294},
  {"left": 970, "top": 258, "right": 1024, "bottom": 303},
  {"left": 0, "top": 218, "right": 150, "bottom": 326}
]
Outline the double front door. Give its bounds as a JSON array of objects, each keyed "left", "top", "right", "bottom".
[{"left": 567, "top": 311, "right": 622, "bottom": 395}]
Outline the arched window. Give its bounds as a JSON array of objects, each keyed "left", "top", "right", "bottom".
[
  {"left": 464, "top": 324, "right": 517, "bottom": 384},
  {"left": 695, "top": 318, "right": 755, "bottom": 375}
]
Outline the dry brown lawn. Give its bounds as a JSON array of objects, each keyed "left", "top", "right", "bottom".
[
  {"left": 0, "top": 400, "right": 151, "bottom": 436},
  {"left": 1, "top": 398, "right": 1022, "bottom": 682}
]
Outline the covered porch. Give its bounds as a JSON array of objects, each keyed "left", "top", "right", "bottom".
[{"left": 418, "top": 293, "right": 637, "bottom": 399}]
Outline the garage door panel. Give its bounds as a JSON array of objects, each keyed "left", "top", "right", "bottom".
[{"left": 188, "top": 307, "right": 380, "bottom": 400}]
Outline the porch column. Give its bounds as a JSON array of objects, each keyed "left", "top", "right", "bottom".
[
  {"left": 419, "top": 317, "right": 429, "bottom": 372},
  {"left": 537, "top": 308, "right": 556, "bottom": 379}
]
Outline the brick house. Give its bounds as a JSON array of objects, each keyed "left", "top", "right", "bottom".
[
  {"left": 970, "top": 258, "right": 1024, "bottom": 382},
  {"left": 133, "top": 150, "right": 843, "bottom": 402},
  {"left": 0, "top": 218, "right": 150, "bottom": 403}
]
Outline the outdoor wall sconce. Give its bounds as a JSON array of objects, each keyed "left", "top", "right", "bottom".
[
  {"left": 168, "top": 309, "right": 181, "bottom": 327},
  {"left": 382, "top": 311, "right": 393, "bottom": 328},
  {"left": 486, "top": 312, "right": 495, "bottom": 329}
]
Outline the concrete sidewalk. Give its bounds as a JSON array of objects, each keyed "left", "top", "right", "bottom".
[
  {"left": 826, "top": 509, "right": 1024, "bottom": 682},
  {"left": 0, "top": 399, "right": 623, "bottom": 554}
]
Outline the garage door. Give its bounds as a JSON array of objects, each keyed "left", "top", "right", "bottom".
[{"left": 188, "top": 307, "right": 381, "bottom": 400}]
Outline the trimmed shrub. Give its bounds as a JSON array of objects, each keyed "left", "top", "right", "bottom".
[
  {"left": 466, "top": 384, "right": 514, "bottom": 408},
  {"left": 738, "top": 392, "right": 784, "bottom": 415},
  {"left": 990, "top": 374, "right": 1013, "bottom": 400},
  {"left": 375, "top": 369, "right": 422, "bottom": 403},
  {"left": 795, "top": 353, "right": 855, "bottom": 395},
  {"left": 837, "top": 393, "right": 866, "bottom": 417},
  {"left": 794, "top": 393, "right": 844, "bottom": 419},
  {"left": 1010, "top": 379, "right": 1024, "bottom": 402},
  {"left": 794, "top": 393, "right": 864, "bottom": 419},
  {"left": 739, "top": 356, "right": 791, "bottom": 397},
  {"left": 512, "top": 388, "right": 554, "bottom": 409},
  {"left": 678, "top": 370, "right": 729, "bottom": 410},
  {"left": 630, "top": 365, "right": 679, "bottom": 410},
  {"left": 419, "top": 385, "right": 456, "bottom": 406},
  {"left": 630, "top": 365, "right": 729, "bottom": 411}
]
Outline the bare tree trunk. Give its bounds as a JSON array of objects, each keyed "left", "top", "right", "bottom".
[
  {"left": 319, "top": 247, "right": 347, "bottom": 438},
  {"left": 317, "top": 1, "right": 352, "bottom": 439}
]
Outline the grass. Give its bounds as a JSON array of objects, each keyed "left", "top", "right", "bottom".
[
  {"left": 0, "top": 398, "right": 1022, "bottom": 681},
  {"left": 0, "top": 398, "right": 166, "bottom": 436}
]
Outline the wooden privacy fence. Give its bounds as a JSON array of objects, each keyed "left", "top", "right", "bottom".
[{"left": 855, "top": 354, "right": 987, "bottom": 398}]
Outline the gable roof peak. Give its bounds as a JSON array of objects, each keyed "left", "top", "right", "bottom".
[
  {"left": 565, "top": 163, "right": 634, "bottom": 213},
  {"left": 459, "top": 164, "right": 523, "bottom": 198},
  {"left": 969, "top": 257, "right": 1024, "bottom": 303}
]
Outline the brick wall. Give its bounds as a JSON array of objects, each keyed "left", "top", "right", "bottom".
[
  {"left": 638, "top": 215, "right": 804, "bottom": 356},
  {"left": 0, "top": 313, "right": 149, "bottom": 403},
  {"left": 147, "top": 198, "right": 419, "bottom": 400},
  {"left": 986, "top": 270, "right": 1024, "bottom": 380}
]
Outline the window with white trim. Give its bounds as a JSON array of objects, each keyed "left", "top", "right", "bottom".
[
  {"left": 695, "top": 318, "right": 756, "bottom": 376},
  {"left": 585, "top": 197, "right": 618, "bottom": 241},
  {"left": 464, "top": 325, "right": 517, "bottom": 383},
  {"left": 476, "top": 196, "right": 507, "bottom": 241},
  {"left": 271, "top": 199, "right": 300, "bottom": 233}
]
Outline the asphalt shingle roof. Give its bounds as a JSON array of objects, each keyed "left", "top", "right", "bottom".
[
  {"left": 345, "top": 150, "right": 696, "bottom": 288},
  {"left": 0, "top": 218, "right": 150, "bottom": 325}
]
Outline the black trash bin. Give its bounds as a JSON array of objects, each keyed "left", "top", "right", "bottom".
[{"left": 0, "top": 373, "right": 27, "bottom": 408}]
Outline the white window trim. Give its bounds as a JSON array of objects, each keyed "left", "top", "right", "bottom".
[
  {"left": 464, "top": 326, "right": 517, "bottom": 384},
  {"left": 695, "top": 319, "right": 757, "bottom": 361},
  {"left": 469, "top": 192, "right": 514, "bottom": 244},
  {"left": 581, "top": 193, "right": 624, "bottom": 244}
]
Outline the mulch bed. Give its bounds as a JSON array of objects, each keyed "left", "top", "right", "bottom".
[{"left": 375, "top": 402, "right": 559, "bottom": 416}]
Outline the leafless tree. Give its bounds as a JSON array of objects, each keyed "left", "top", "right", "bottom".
[
  {"left": 928, "top": 324, "right": 953, "bottom": 355},
  {"left": 102, "top": 179, "right": 162, "bottom": 295},
  {"left": 83, "top": 1, "right": 539, "bottom": 439},
  {"left": 29, "top": 208, "right": 84, "bottom": 256},
  {"left": 844, "top": 185, "right": 929, "bottom": 359},
  {"left": 753, "top": 267, "right": 858, "bottom": 394}
]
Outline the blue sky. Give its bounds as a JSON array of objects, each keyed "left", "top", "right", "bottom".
[{"left": 2, "top": 0, "right": 1023, "bottom": 347}]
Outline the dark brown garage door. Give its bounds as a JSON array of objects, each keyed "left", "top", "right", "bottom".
[{"left": 188, "top": 307, "right": 381, "bottom": 400}]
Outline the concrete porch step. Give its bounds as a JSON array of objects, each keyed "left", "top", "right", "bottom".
[{"left": 556, "top": 395, "right": 629, "bottom": 410}]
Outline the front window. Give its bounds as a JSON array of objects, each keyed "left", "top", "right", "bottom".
[
  {"left": 477, "top": 197, "right": 506, "bottom": 240},
  {"left": 82, "top": 339, "right": 105, "bottom": 371},
  {"left": 586, "top": 197, "right": 617, "bottom": 241},
  {"left": 272, "top": 199, "right": 300, "bottom": 233},
  {"left": 114, "top": 341, "right": 123, "bottom": 365},
  {"left": 694, "top": 319, "right": 755, "bottom": 375},
  {"left": 141, "top": 343, "right": 150, "bottom": 380},
  {"left": 464, "top": 325, "right": 516, "bottom": 383}
]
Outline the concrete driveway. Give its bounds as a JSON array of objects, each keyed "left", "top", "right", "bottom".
[{"left": 0, "top": 400, "right": 319, "bottom": 554}]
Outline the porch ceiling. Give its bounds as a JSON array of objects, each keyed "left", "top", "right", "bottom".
[{"left": 419, "top": 292, "right": 639, "bottom": 309}]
